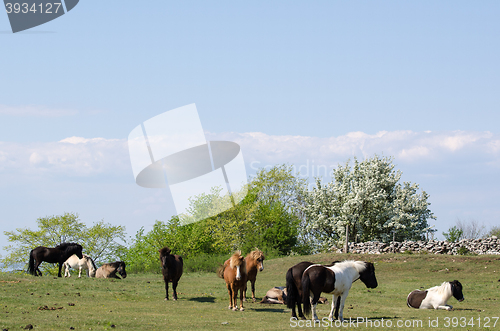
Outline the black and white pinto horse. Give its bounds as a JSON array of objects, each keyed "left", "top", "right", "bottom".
[
  {"left": 302, "top": 260, "right": 378, "bottom": 321},
  {"left": 63, "top": 254, "right": 97, "bottom": 278},
  {"left": 407, "top": 280, "right": 464, "bottom": 310}
]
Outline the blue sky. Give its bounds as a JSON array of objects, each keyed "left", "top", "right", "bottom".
[{"left": 1, "top": 1, "right": 500, "bottom": 255}]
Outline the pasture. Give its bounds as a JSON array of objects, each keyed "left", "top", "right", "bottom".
[{"left": 1, "top": 253, "right": 499, "bottom": 330}]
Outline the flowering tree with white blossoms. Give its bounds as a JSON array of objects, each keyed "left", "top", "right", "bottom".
[{"left": 298, "top": 155, "right": 436, "bottom": 250}]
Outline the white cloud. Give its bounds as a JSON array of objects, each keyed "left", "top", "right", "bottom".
[
  {"left": 1, "top": 130, "right": 500, "bottom": 180},
  {"left": 0, "top": 104, "right": 78, "bottom": 117}
]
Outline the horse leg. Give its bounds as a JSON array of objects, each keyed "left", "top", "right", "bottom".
[
  {"left": 164, "top": 281, "right": 170, "bottom": 300},
  {"left": 34, "top": 260, "right": 42, "bottom": 276},
  {"left": 239, "top": 287, "right": 245, "bottom": 311},
  {"left": 297, "top": 295, "right": 306, "bottom": 320},
  {"left": 58, "top": 263, "right": 63, "bottom": 277},
  {"left": 232, "top": 286, "right": 239, "bottom": 311},
  {"left": 310, "top": 293, "right": 321, "bottom": 321},
  {"left": 227, "top": 285, "right": 233, "bottom": 310},
  {"left": 251, "top": 279, "right": 256, "bottom": 302},
  {"left": 337, "top": 291, "right": 349, "bottom": 322},
  {"left": 172, "top": 280, "right": 178, "bottom": 301},
  {"left": 329, "top": 295, "right": 338, "bottom": 321},
  {"left": 63, "top": 263, "right": 70, "bottom": 278},
  {"left": 78, "top": 265, "right": 82, "bottom": 278}
]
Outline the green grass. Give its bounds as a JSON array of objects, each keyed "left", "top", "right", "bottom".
[{"left": 1, "top": 253, "right": 499, "bottom": 330}]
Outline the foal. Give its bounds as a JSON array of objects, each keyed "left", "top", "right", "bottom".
[{"left": 407, "top": 280, "right": 464, "bottom": 310}]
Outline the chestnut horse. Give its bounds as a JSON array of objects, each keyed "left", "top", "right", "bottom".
[
  {"left": 159, "top": 247, "right": 183, "bottom": 301},
  {"left": 27, "top": 243, "right": 83, "bottom": 277},
  {"left": 244, "top": 249, "right": 265, "bottom": 302},
  {"left": 218, "top": 251, "right": 247, "bottom": 311}
]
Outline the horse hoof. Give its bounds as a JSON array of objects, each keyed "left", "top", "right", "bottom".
[
  {"left": 164, "top": 298, "right": 169, "bottom": 301},
  {"left": 252, "top": 298, "right": 256, "bottom": 303},
  {"left": 240, "top": 307, "right": 245, "bottom": 311},
  {"left": 232, "top": 307, "right": 238, "bottom": 311},
  {"left": 228, "top": 306, "right": 232, "bottom": 310}
]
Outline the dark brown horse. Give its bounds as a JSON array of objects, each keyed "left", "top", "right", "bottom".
[
  {"left": 95, "top": 261, "right": 127, "bottom": 279},
  {"left": 218, "top": 250, "right": 247, "bottom": 311},
  {"left": 286, "top": 261, "right": 339, "bottom": 319},
  {"left": 159, "top": 247, "right": 183, "bottom": 301},
  {"left": 244, "top": 249, "right": 265, "bottom": 302},
  {"left": 27, "top": 243, "right": 83, "bottom": 277}
]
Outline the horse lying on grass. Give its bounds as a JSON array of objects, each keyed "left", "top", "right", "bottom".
[
  {"left": 27, "top": 243, "right": 83, "bottom": 277},
  {"left": 302, "top": 260, "right": 378, "bottom": 322},
  {"left": 64, "top": 254, "right": 97, "bottom": 278},
  {"left": 260, "top": 286, "right": 327, "bottom": 305},
  {"left": 159, "top": 246, "right": 183, "bottom": 301},
  {"left": 407, "top": 280, "right": 464, "bottom": 310},
  {"left": 218, "top": 251, "right": 247, "bottom": 311},
  {"left": 95, "top": 261, "right": 127, "bottom": 279}
]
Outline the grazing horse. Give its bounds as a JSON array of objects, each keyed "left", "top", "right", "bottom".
[
  {"left": 302, "top": 260, "right": 378, "bottom": 321},
  {"left": 218, "top": 251, "right": 247, "bottom": 311},
  {"left": 286, "top": 261, "right": 339, "bottom": 319},
  {"left": 407, "top": 280, "right": 464, "bottom": 310},
  {"left": 95, "top": 261, "right": 127, "bottom": 279},
  {"left": 27, "top": 243, "right": 83, "bottom": 277},
  {"left": 244, "top": 249, "right": 265, "bottom": 302},
  {"left": 63, "top": 254, "right": 97, "bottom": 278},
  {"left": 159, "top": 247, "right": 183, "bottom": 301}
]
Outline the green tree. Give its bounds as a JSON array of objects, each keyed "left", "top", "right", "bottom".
[
  {"left": 299, "top": 155, "right": 436, "bottom": 249},
  {"left": 443, "top": 225, "right": 463, "bottom": 242},
  {"left": 1, "top": 212, "right": 126, "bottom": 273}
]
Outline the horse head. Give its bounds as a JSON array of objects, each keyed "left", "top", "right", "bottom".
[
  {"left": 159, "top": 247, "right": 172, "bottom": 269},
  {"left": 358, "top": 262, "right": 378, "bottom": 288},
  {"left": 230, "top": 251, "right": 245, "bottom": 280},
  {"left": 450, "top": 280, "right": 464, "bottom": 302},
  {"left": 116, "top": 261, "right": 127, "bottom": 279},
  {"left": 250, "top": 249, "right": 265, "bottom": 271}
]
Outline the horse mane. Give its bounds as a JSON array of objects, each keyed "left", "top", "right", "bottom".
[
  {"left": 248, "top": 248, "right": 265, "bottom": 261},
  {"left": 229, "top": 251, "right": 245, "bottom": 272},
  {"left": 435, "top": 282, "right": 452, "bottom": 296},
  {"left": 55, "top": 242, "right": 80, "bottom": 250}
]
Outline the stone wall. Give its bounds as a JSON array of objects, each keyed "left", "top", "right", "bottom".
[{"left": 339, "top": 236, "right": 500, "bottom": 255}]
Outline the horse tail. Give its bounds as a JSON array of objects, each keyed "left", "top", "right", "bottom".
[
  {"left": 216, "top": 264, "right": 225, "bottom": 279},
  {"left": 285, "top": 267, "right": 298, "bottom": 309},
  {"left": 27, "top": 250, "right": 35, "bottom": 275},
  {"left": 301, "top": 271, "right": 312, "bottom": 316}
]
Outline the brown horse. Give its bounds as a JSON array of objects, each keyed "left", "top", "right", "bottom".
[
  {"left": 159, "top": 247, "right": 183, "bottom": 301},
  {"left": 27, "top": 243, "right": 83, "bottom": 277},
  {"left": 95, "top": 261, "right": 127, "bottom": 279},
  {"left": 286, "top": 261, "right": 340, "bottom": 319},
  {"left": 218, "top": 251, "right": 247, "bottom": 311},
  {"left": 244, "top": 249, "right": 265, "bottom": 302}
]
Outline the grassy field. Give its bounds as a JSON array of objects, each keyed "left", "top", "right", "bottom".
[{"left": 1, "top": 253, "right": 499, "bottom": 330}]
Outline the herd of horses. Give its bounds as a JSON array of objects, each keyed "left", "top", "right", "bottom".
[
  {"left": 26, "top": 242, "right": 464, "bottom": 322},
  {"left": 27, "top": 243, "right": 126, "bottom": 279}
]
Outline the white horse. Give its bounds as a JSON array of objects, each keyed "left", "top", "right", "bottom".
[
  {"left": 302, "top": 260, "right": 378, "bottom": 321},
  {"left": 407, "top": 280, "right": 464, "bottom": 310},
  {"left": 63, "top": 254, "right": 97, "bottom": 278}
]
